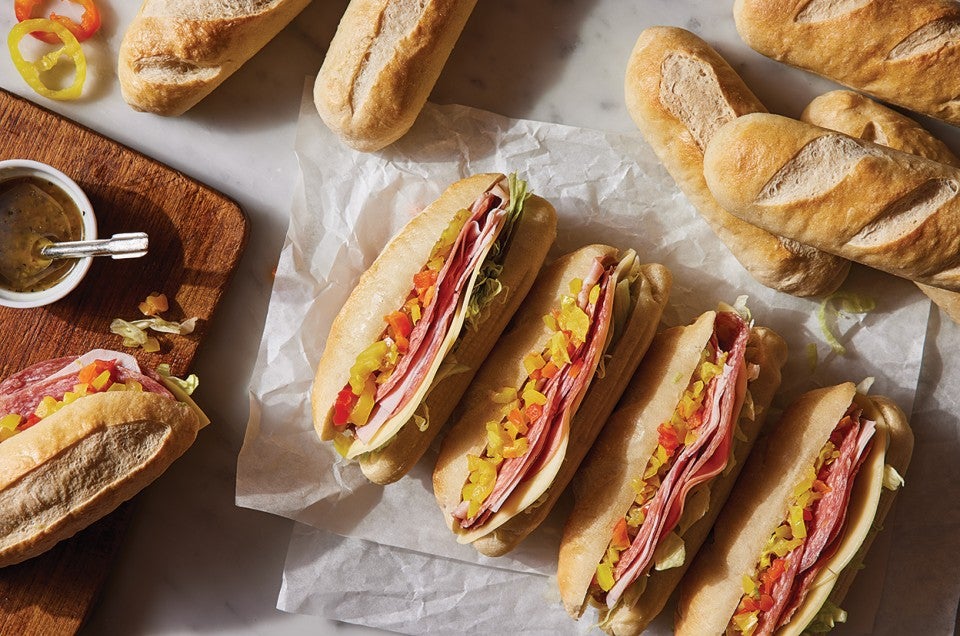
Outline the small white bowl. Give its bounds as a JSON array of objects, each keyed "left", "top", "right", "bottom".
[{"left": 0, "top": 160, "right": 96, "bottom": 309}]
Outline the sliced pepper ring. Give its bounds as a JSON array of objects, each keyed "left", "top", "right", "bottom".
[
  {"left": 14, "top": 0, "right": 101, "bottom": 44},
  {"left": 8, "top": 18, "right": 86, "bottom": 100}
]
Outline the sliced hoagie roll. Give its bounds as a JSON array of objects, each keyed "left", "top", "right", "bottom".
[
  {"left": 433, "top": 245, "right": 671, "bottom": 556},
  {"left": 311, "top": 173, "right": 557, "bottom": 484},
  {"left": 676, "top": 383, "right": 914, "bottom": 636},
  {"left": 704, "top": 113, "right": 960, "bottom": 292},
  {"left": 625, "top": 26, "right": 848, "bottom": 297},
  {"left": 557, "top": 306, "right": 787, "bottom": 635},
  {"left": 0, "top": 349, "right": 207, "bottom": 567},
  {"left": 802, "top": 89, "right": 960, "bottom": 324}
]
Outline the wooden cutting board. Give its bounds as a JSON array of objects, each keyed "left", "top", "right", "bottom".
[{"left": 0, "top": 89, "right": 249, "bottom": 633}]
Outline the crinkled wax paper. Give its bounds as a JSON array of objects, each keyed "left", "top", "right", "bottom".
[{"left": 236, "top": 84, "right": 934, "bottom": 634}]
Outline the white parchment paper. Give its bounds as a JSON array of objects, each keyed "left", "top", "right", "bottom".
[{"left": 236, "top": 85, "right": 933, "bottom": 633}]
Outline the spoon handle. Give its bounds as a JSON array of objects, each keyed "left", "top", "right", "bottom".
[{"left": 39, "top": 233, "right": 149, "bottom": 260}]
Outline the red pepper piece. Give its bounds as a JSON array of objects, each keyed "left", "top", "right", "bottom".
[
  {"left": 610, "top": 517, "right": 630, "bottom": 550},
  {"left": 15, "top": 0, "right": 102, "bottom": 44},
  {"left": 333, "top": 387, "right": 357, "bottom": 428}
]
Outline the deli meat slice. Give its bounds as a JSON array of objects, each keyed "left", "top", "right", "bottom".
[
  {"left": 754, "top": 410, "right": 877, "bottom": 635},
  {"left": 0, "top": 350, "right": 172, "bottom": 419},
  {"left": 457, "top": 261, "right": 616, "bottom": 529},
  {"left": 606, "top": 311, "right": 749, "bottom": 608},
  {"left": 353, "top": 190, "right": 509, "bottom": 444}
]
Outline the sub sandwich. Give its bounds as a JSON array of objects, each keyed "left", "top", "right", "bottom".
[
  {"left": 558, "top": 306, "right": 788, "bottom": 635},
  {"left": 311, "top": 173, "right": 557, "bottom": 485},
  {"left": 0, "top": 349, "right": 208, "bottom": 567},
  {"left": 433, "top": 245, "right": 671, "bottom": 556},
  {"left": 676, "top": 383, "right": 913, "bottom": 635}
]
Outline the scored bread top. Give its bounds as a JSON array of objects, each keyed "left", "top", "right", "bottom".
[
  {"left": 625, "top": 26, "right": 849, "bottom": 297},
  {"left": 704, "top": 113, "right": 960, "bottom": 291},
  {"left": 734, "top": 0, "right": 960, "bottom": 125}
]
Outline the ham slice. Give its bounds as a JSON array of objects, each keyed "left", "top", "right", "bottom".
[
  {"left": 753, "top": 409, "right": 876, "bottom": 635},
  {"left": 0, "top": 350, "right": 172, "bottom": 420},
  {"left": 352, "top": 187, "right": 510, "bottom": 444},
  {"left": 606, "top": 311, "right": 750, "bottom": 609},
  {"left": 457, "top": 259, "right": 617, "bottom": 529}
]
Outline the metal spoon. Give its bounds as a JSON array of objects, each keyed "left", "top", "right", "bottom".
[{"left": 37, "top": 232, "right": 149, "bottom": 260}]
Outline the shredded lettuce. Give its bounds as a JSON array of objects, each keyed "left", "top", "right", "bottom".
[
  {"left": 804, "top": 600, "right": 848, "bottom": 633},
  {"left": 464, "top": 174, "right": 530, "bottom": 330},
  {"left": 817, "top": 291, "right": 876, "bottom": 355},
  {"left": 156, "top": 363, "right": 199, "bottom": 396},
  {"left": 653, "top": 531, "right": 686, "bottom": 571}
]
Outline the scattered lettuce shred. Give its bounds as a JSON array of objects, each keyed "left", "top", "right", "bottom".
[
  {"left": 883, "top": 464, "right": 905, "bottom": 491},
  {"left": 817, "top": 291, "right": 876, "bottom": 356},
  {"left": 111, "top": 316, "right": 198, "bottom": 351},
  {"left": 805, "top": 600, "right": 848, "bottom": 633},
  {"left": 156, "top": 363, "right": 199, "bottom": 396},
  {"left": 855, "top": 376, "right": 875, "bottom": 395}
]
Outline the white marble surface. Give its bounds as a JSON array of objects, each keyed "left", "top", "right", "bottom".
[{"left": 0, "top": 0, "right": 955, "bottom": 634}]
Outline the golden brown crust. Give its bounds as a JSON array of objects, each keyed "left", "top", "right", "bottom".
[
  {"left": 358, "top": 194, "right": 558, "bottom": 484},
  {"left": 314, "top": 0, "right": 479, "bottom": 151},
  {"left": 734, "top": 0, "right": 960, "bottom": 125},
  {"left": 0, "top": 391, "right": 201, "bottom": 567},
  {"left": 802, "top": 90, "right": 960, "bottom": 323},
  {"left": 704, "top": 112, "right": 960, "bottom": 291},
  {"left": 118, "top": 0, "right": 311, "bottom": 115},
  {"left": 625, "top": 26, "right": 848, "bottom": 297},
  {"left": 433, "top": 248, "right": 671, "bottom": 555}
]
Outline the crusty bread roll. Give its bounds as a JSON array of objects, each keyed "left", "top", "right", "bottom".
[
  {"left": 734, "top": 0, "right": 960, "bottom": 126},
  {"left": 0, "top": 391, "right": 202, "bottom": 567},
  {"left": 557, "top": 308, "right": 787, "bottom": 635},
  {"left": 802, "top": 90, "right": 960, "bottom": 324},
  {"left": 704, "top": 112, "right": 960, "bottom": 292},
  {"left": 433, "top": 246, "right": 672, "bottom": 557},
  {"left": 314, "top": 0, "right": 478, "bottom": 151},
  {"left": 311, "top": 174, "right": 556, "bottom": 484},
  {"left": 118, "top": 0, "right": 311, "bottom": 115},
  {"left": 675, "top": 384, "right": 913, "bottom": 635},
  {"left": 625, "top": 26, "right": 849, "bottom": 297}
]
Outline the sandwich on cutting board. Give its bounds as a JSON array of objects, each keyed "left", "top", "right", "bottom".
[{"left": 624, "top": 26, "right": 850, "bottom": 297}]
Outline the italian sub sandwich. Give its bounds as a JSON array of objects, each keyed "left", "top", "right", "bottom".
[
  {"left": 311, "top": 173, "right": 556, "bottom": 485},
  {"left": 558, "top": 305, "right": 788, "bottom": 635},
  {"left": 433, "top": 245, "right": 671, "bottom": 557},
  {"left": 801, "top": 89, "right": 960, "bottom": 324},
  {"left": 625, "top": 26, "right": 848, "bottom": 297},
  {"left": 676, "top": 383, "right": 913, "bottom": 635},
  {"left": 0, "top": 349, "right": 208, "bottom": 567},
  {"left": 703, "top": 112, "right": 960, "bottom": 292}
]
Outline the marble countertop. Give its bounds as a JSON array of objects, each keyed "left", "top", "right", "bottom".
[{"left": 0, "top": 1, "right": 957, "bottom": 634}]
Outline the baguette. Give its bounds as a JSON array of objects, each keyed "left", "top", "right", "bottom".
[
  {"left": 734, "top": 0, "right": 960, "bottom": 126},
  {"left": 433, "top": 245, "right": 671, "bottom": 557},
  {"left": 312, "top": 174, "right": 556, "bottom": 484},
  {"left": 557, "top": 307, "right": 787, "bottom": 635},
  {"left": 802, "top": 90, "right": 960, "bottom": 323},
  {"left": 625, "top": 26, "right": 849, "bottom": 297},
  {"left": 0, "top": 352, "right": 206, "bottom": 567},
  {"left": 703, "top": 112, "right": 960, "bottom": 292},
  {"left": 314, "top": 0, "right": 478, "bottom": 151},
  {"left": 675, "top": 384, "right": 913, "bottom": 635},
  {"left": 118, "top": 0, "right": 310, "bottom": 115}
]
